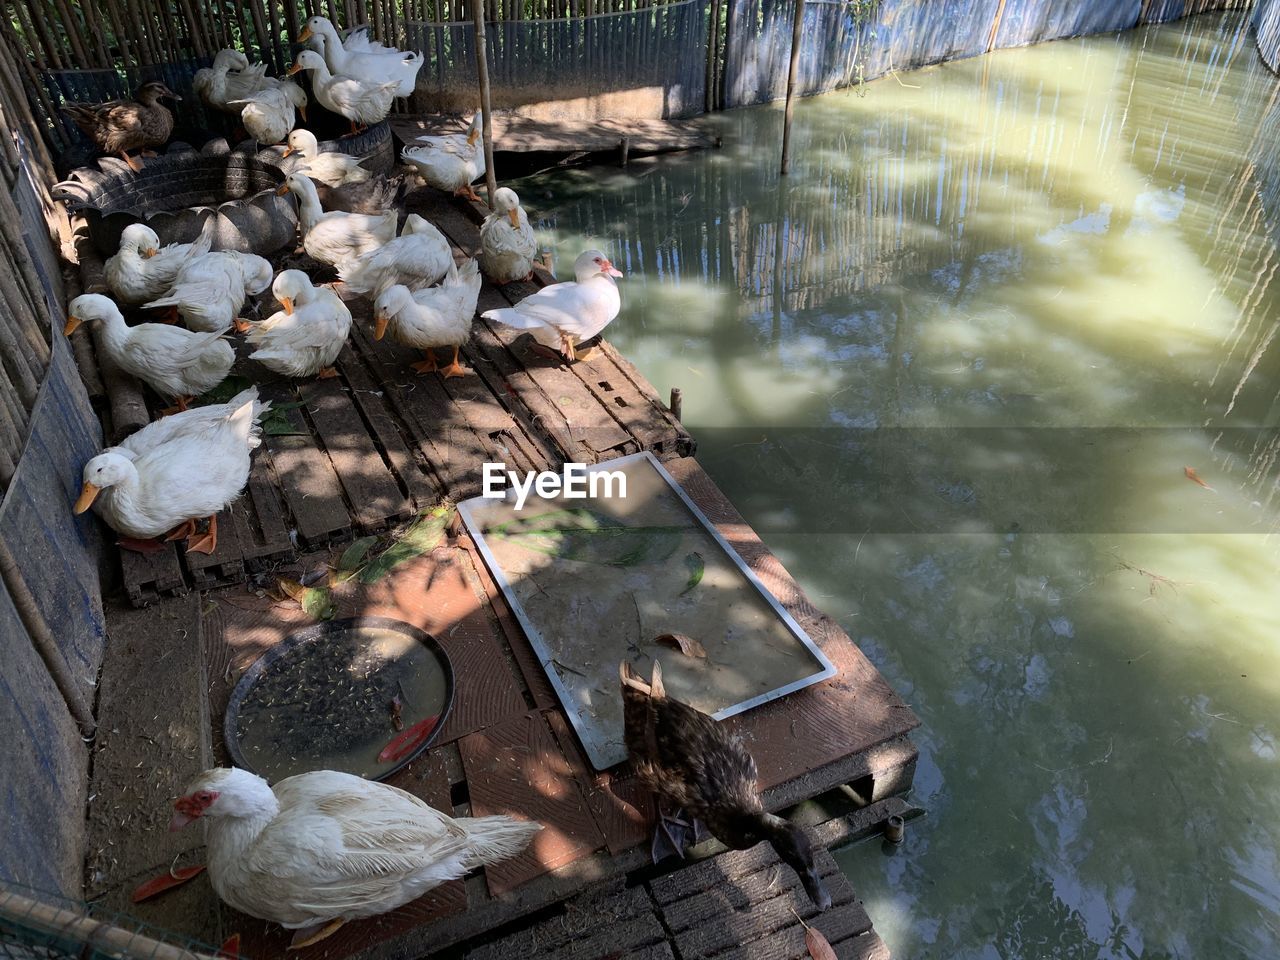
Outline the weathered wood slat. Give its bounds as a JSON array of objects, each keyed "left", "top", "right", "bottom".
[
  {"left": 459, "top": 710, "right": 605, "bottom": 897},
  {"left": 335, "top": 340, "right": 440, "bottom": 509},
  {"left": 298, "top": 376, "right": 413, "bottom": 534},
  {"left": 259, "top": 383, "right": 352, "bottom": 548}
]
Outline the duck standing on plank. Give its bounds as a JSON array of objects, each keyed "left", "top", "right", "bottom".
[
  {"left": 481, "top": 249, "right": 622, "bottom": 363},
  {"left": 479, "top": 187, "right": 538, "bottom": 285},
  {"left": 169, "top": 766, "right": 541, "bottom": 948},
  {"left": 246, "top": 270, "right": 352, "bottom": 379},
  {"left": 75, "top": 387, "right": 270, "bottom": 554},
  {"left": 63, "top": 294, "right": 233, "bottom": 413},
  {"left": 620, "top": 659, "right": 833, "bottom": 910}
]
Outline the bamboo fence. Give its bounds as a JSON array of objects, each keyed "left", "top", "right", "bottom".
[
  {"left": 5, "top": 0, "right": 697, "bottom": 147},
  {"left": 0, "top": 24, "right": 58, "bottom": 495}
]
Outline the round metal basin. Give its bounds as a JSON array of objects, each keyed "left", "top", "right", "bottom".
[{"left": 224, "top": 616, "right": 455, "bottom": 784}]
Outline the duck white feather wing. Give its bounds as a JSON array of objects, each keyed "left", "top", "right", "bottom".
[
  {"left": 342, "top": 26, "right": 404, "bottom": 57},
  {"left": 119, "top": 388, "right": 269, "bottom": 458},
  {"left": 225, "top": 773, "right": 474, "bottom": 922},
  {"left": 483, "top": 278, "right": 618, "bottom": 342},
  {"left": 339, "top": 223, "right": 452, "bottom": 294}
]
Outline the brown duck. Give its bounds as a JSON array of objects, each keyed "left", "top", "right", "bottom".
[
  {"left": 63, "top": 81, "right": 179, "bottom": 172},
  {"left": 620, "top": 659, "right": 832, "bottom": 910}
]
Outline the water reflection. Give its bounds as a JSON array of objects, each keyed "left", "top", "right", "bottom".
[{"left": 520, "top": 9, "right": 1280, "bottom": 957}]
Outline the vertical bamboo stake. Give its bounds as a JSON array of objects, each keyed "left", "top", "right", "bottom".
[
  {"left": 779, "top": 0, "right": 804, "bottom": 175},
  {"left": 472, "top": 0, "right": 497, "bottom": 207}
]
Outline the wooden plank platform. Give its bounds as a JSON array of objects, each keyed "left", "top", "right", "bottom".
[
  {"left": 159, "top": 457, "right": 916, "bottom": 960},
  {"left": 75, "top": 187, "right": 692, "bottom": 606},
  {"left": 390, "top": 114, "right": 717, "bottom": 157},
  {"left": 70, "top": 178, "right": 916, "bottom": 960}
]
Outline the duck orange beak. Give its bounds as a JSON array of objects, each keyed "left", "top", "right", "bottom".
[
  {"left": 281, "top": 296, "right": 294, "bottom": 315},
  {"left": 144, "top": 247, "right": 158, "bottom": 259},
  {"left": 282, "top": 145, "right": 295, "bottom": 158},
  {"left": 467, "top": 129, "right": 479, "bottom": 147},
  {"left": 286, "top": 62, "right": 303, "bottom": 76},
  {"left": 602, "top": 258, "right": 622, "bottom": 278},
  {"left": 507, "top": 209, "right": 519, "bottom": 228},
  {"left": 298, "top": 25, "right": 313, "bottom": 42},
  {"left": 74, "top": 481, "right": 100, "bottom": 514},
  {"left": 276, "top": 183, "right": 290, "bottom": 196},
  {"left": 63, "top": 315, "right": 82, "bottom": 336},
  {"left": 374, "top": 313, "right": 388, "bottom": 340},
  {"left": 297, "top": 103, "right": 307, "bottom": 121}
]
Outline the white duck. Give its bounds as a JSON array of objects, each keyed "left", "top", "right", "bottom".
[
  {"left": 74, "top": 388, "right": 268, "bottom": 554},
  {"left": 282, "top": 128, "right": 371, "bottom": 187},
  {"left": 104, "top": 221, "right": 213, "bottom": 306},
  {"left": 298, "top": 17, "right": 423, "bottom": 98},
  {"left": 228, "top": 83, "right": 308, "bottom": 145},
  {"left": 193, "top": 49, "right": 270, "bottom": 114},
  {"left": 287, "top": 50, "right": 398, "bottom": 134},
  {"left": 374, "top": 258, "right": 481, "bottom": 378},
  {"left": 247, "top": 270, "right": 351, "bottom": 379},
  {"left": 278, "top": 172, "right": 396, "bottom": 268},
  {"left": 144, "top": 251, "right": 274, "bottom": 333},
  {"left": 64, "top": 294, "right": 233, "bottom": 411},
  {"left": 339, "top": 214, "right": 452, "bottom": 297},
  {"left": 482, "top": 249, "right": 623, "bottom": 362},
  {"left": 479, "top": 187, "right": 538, "bottom": 285},
  {"left": 402, "top": 115, "right": 485, "bottom": 202},
  {"left": 169, "top": 767, "right": 540, "bottom": 948}
]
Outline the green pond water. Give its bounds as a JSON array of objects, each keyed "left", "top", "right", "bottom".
[{"left": 519, "top": 9, "right": 1280, "bottom": 958}]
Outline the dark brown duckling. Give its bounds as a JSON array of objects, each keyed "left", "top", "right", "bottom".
[
  {"left": 620, "top": 659, "right": 832, "bottom": 910},
  {"left": 63, "top": 81, "right": 179, "bottom": 172}
]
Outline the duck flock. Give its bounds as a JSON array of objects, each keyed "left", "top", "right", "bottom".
[{"left": 61, "top": 18, "right": 831, "bottom": 949}]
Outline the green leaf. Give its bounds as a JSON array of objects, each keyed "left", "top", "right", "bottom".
[
  {"left": 679, "top": 551, "right": 704, "bottom": 595},
  {"left": 358, "top": 506, "right": 452, "bottom": 584},
  {"left": 488, "top": 508, "right": 683, "bottom": 567},
  {"left": 193, "top": 375, "right": 254, "bottom": 407},
  {"left": 338, "top": 536, "right": 378, "bottom": 572},
  {"left": 301, "top": 586, "right": 336, "bottom": 620}
]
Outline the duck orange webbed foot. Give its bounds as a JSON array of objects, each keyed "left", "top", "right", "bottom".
[
  {"left": 232, "top": 318, "right": 252, "bottom": 334},
  {"left": 160, "top": 395, "right": 193, "bottom": 415},
  {"left": 288, "top": 918, "right": 345, "bottom": 950},
  {"left": 164, "top": 519, "right": 198, "bottom": 542},
  {"left": 410, "top": 349, "right": 438, "bottom": 375},
  {"left": 316, "top": 366, "right": 339, "bottom": 379},
  {"left": 439, "top": 346, "right": 468, "bottom": 379},
  {"left": 185, "top": 515, "right": 218, "bottom": 555}
]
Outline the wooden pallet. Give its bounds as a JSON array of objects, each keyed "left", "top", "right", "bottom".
[
  {"left": 186, "top": 458, "right": 917, "bottom": 960},
  {"left": 82, "top": 188, "right": 692, "bottom": 606}
]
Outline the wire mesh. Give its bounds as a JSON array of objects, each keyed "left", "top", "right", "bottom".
[{"left": 0, "top": 881, "right": 220, "bottom": 960}]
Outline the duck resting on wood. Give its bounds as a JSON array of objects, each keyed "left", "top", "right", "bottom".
[
  {"left": 169, "top": 766, "right": 541, "bottom": 948},
  {"left": 482, "top": 249, "right": 621, "bottom": 363},
  {"left": 62, "top": 81, "right": 179, "bottom": 172},
  {"left": 75, "top": 387, "right": 269, "bottom": 554},
  {"left": 620, "top": 659, "right": 832, "bottom": 910}
]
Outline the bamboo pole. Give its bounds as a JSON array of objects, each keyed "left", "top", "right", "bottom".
[
  {"left": 101, "top": 0, "right": 137, "bottom": 66},
  {"left": 472, "top": 0, "right": 497, "bottom": 207},
  {"left": 779, "top": 0, "right": 804, "bottom": 174},
  {"left": 51, "top": 0, "right": 93, "bottom": 66},
  {"left": 11, "top": 0, "right": 64, "bottom": 70},
  {"left": 0, "top": 889, "right": 217, "bottom": 960}
]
